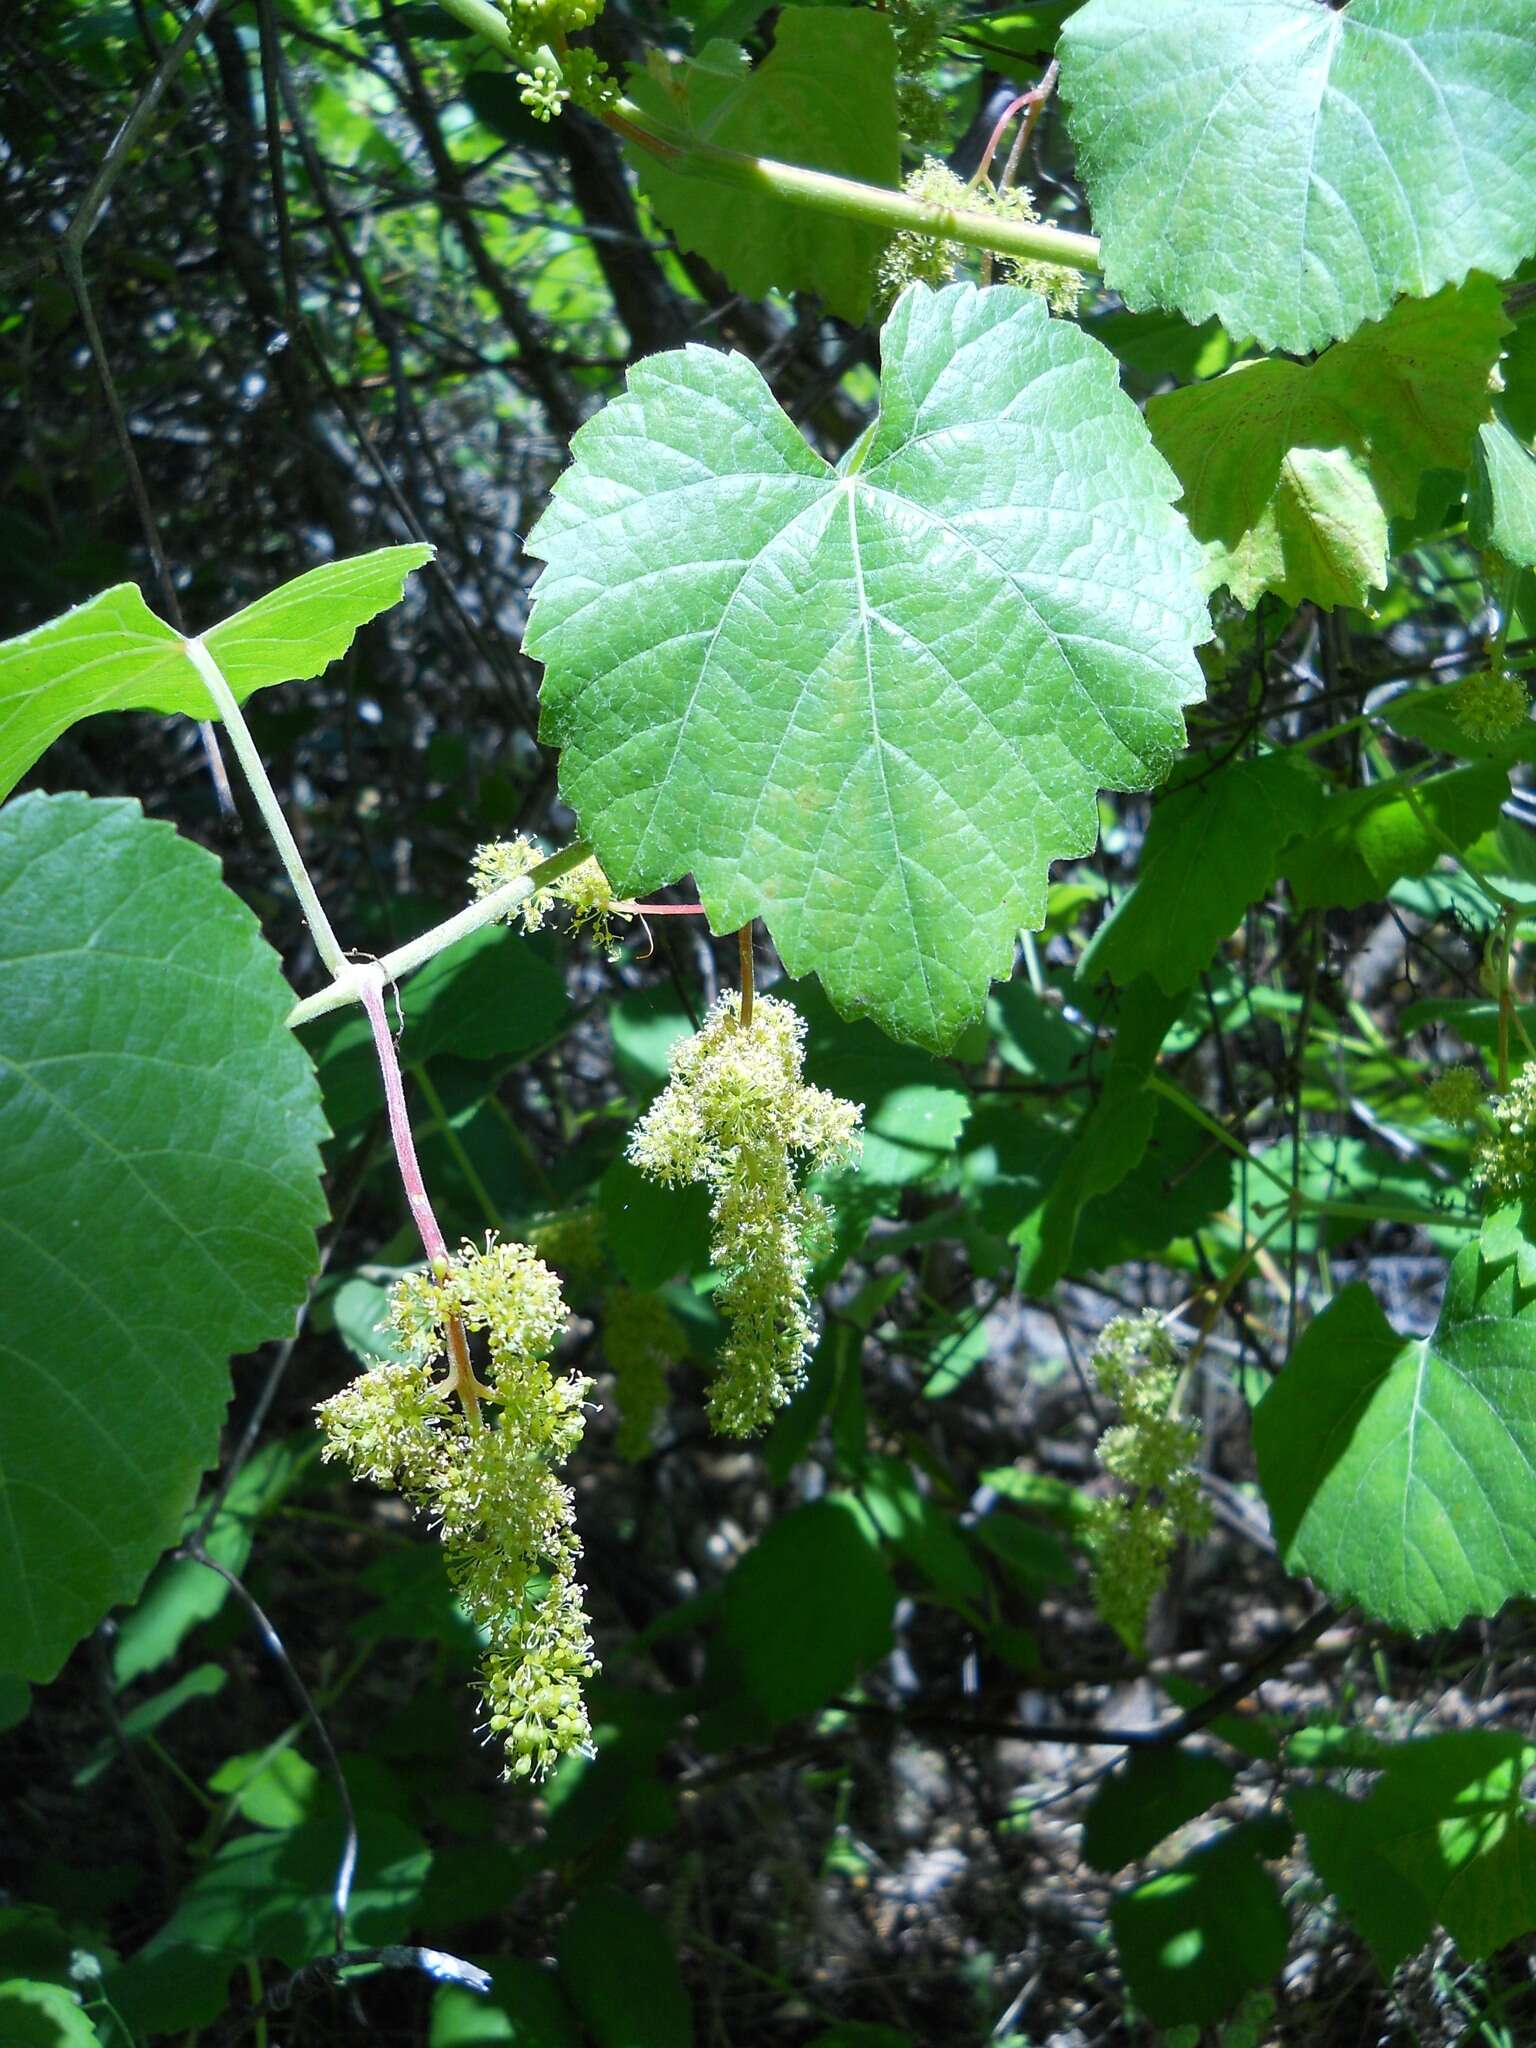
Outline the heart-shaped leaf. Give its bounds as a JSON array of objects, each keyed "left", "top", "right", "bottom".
[{"left": 525, "top": 282, "right": 1208, "bottom": 1051}]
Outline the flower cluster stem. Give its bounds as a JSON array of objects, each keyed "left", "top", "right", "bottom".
[{"left": 357, "top": 968, "right": 488, "bottom": 1423}]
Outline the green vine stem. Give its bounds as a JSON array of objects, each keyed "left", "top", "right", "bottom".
[
  {"left": 433, "top": 0, "right": 1103, "bottom": 277},
  {"left": 285, "top": 839, "right": 594, "bottom": 1028},
  {"left": 185, "top": 636, "right": 349, "bottom": 978}
]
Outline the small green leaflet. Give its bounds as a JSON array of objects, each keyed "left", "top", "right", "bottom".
[
  {"left": 1080, "top": 751, "right": 1325, "bottom": 993},
  {"left": 1253, "top": 1250, "right": 1536, "bottom": 1633},
  {"left": 0, "top": 544, "right": 431, "bottom": 801},
  {"left": 625, "top": 7, "right": 899, "bottom": 325},
  {"left": 1293, "top": 1730, "right": 1536, "bottom": 1969},
  {"left": 0, "top": 794, "right": 327, "bottom": 1681},
  {"left": 525, "top": 282, "right": 1208, "bottom": 1052},
  {"left": 1471, "top": 411, "right": 1536, "bottom": 569},
  {"left": 1148, "top": 282, "right": 1510, "bottom": 612},
  {"left": 1060, "top": 1, "right": 1536, "bottom": 355}
]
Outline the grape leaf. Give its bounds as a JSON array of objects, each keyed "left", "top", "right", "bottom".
[
  {"left": 1253, "top": 1250, "right": 1536, "bottom": 1632},
  {"left": 1081, "top": 751, "right": 1325, "bottom": 992},
  {"left": 525, "top": 282, "right": 1208, "bottom": 1052},
  {"left": 1111, "top": 1820, "right": 1291, "bottom": 2029},
  {"left": 1147, "top": 283, "right": 1510, "bottom": 610},
  {"left": 625, "top": 7, "right": 899, "bottom": 324},
  {"left": 0, "top": 544, "right": 431, "bottom": 800},
  {"left": 1294, "top": 1730, "right": 1536, "bottom": 1970},
  {"left": 1280, "top": 761, "right": 1510, "bottom": 913},
  {"left": 1059, "top": 0, "right": 1536, "bottom": 355},
  {"left": 0, "top": 793, "right": 327, "bottom": 1681},
  {"left": 1082, "top": 1749, "right": 1236, "bottom": 1875},
  {"left": 1471, "top": 411, "right": 1536, "bottom": 568}
]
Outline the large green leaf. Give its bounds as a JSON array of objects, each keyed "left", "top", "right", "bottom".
[
  {"left": 0, "top": 794, "right": 327, "bottom": 1680},
  {"left": 1294, "top": 1730, "right": 1536, "bottom": 1970},
  {"left": 1059, "top": 1, "right": 1536, "bottom": 355},
  {"left": 525, "top": 282, "right": 1208, "bottom": 1052},
  {"left": 1081, "top": 751, "right": 1325, "bottom": 992},
  {"left": 1253, "top": 1249, "right": 1536, "bottom": 1632},
  {"left": 625, "top": 7, "right": 899, "bottom": 324},
  {"left": 0, "top": 544, "right": 430, "bottom": 800},
  {"left": 1148, "top": 283, "right": 1509, "bottom": 610}
]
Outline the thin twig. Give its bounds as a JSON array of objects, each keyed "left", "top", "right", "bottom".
[
  {"left": 738, "top": 924, "right": 755, "bottom": 1029},
  {"left": 180, "top": 1545, "right": 358, "bottom": 1949}
]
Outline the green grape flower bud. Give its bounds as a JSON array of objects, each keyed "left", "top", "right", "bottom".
[
  {"left": 1473, "top": 1064, "right": 1536, "bottom": 1207},
  {"left": 1450, "top": 670, "right": 1529, "bottom": 742}
]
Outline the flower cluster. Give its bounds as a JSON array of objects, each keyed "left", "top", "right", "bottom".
[
  {"left": 471, "top": 836, "right": 624, "bottom": 949},
  {"left": 876, "top": 159, "right": 1085, "bottom": 316},
  {"left": 1451, "top": 670, "right": 1529, "bottom": 741},
  {"left": 494, "top": 0, "right": 616, "bottom": 119},
  {"left": 1427, "top": 1063, "right": 1484, "bottom": 1125},
  {"left": 604, "top": 1286, "right": 688, "bottom": 1461},
  {"left": 627, "top": 991, "right": 862, "bottom": 1436},
  {"left": 886, "top": 0, "right": 957, "bottom": 148},
  {"left": 1084, "top": 1313, "right": 1210, "bottom": 1654},
  {"left": 317, "top": 1236, "right": 597, "bottom": 1781},
  {"left": 1473, "top": 1063, "right": 1536, "bottom": 1207}
]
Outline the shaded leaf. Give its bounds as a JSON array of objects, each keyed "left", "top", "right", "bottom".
[
  {"left": 1110, "top": 1820, "right": 1290, "bottom": 2028},
  {"left": 625, "top": 9, "right": 899, "bottom": 324},
  {"left": 708, "top": 1497, "right": 894, "bottom": 1724},
  {"left": 558, "top": 1890, "right": 692, "bottom": 2048},
  {"left": 1082, "top": 752, "right": 1325, "bottom": 991},
  {"left": 1280, "top": 762, "right": 1509, "bottom": 912},
  {"left": 1471, "top": 410, "right": 1536, "bottom": 568},
  {"left": 1148, "top": 283, "right": 1509, "bottom": 610},
  {"left": 1081, "top": 1749, "right": 1236, "bottom": 1875},
  {"left": 1293, "top": 1729, "right": 1536, "bottom": 1970}
]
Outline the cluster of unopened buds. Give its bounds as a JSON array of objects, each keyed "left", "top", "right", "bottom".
[
  {"left": 628, "top": 991, "right": 862, "bottom": 1436},
  {"left": 317, "top": 1236, "right": 597, "bottom": 1780},
  {"left": 1084, "top": 1312, "right": 1210, "bottom": 1654},
  {"left": 494, "top": 0, "right": 615, "bottom": 119}
]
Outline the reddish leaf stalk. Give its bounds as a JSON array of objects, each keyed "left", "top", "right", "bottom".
[{"left": 358, "top": 967, "right": 487, "bottom": 1423}]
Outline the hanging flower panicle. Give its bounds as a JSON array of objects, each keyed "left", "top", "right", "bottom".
[
  {"left": 1084, "top": 1312, "right": 1210, "bottom": 1655},
  {"left": 627, "top": 991, "right": 861, "bottom": 1436},
  {"left": 317, "top": 1235, "right": 597, "bottom": 1781}
]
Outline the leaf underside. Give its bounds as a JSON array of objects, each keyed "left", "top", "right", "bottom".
[
  {"left": 525, "top": 282, "right": 1209, "bottom": 1051},
  {"left": 625, "top": 7, "right": 900, "bottom": 325},
  {"left": 1060, "top": 0, "right": 1536, "bottom": 355}
]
